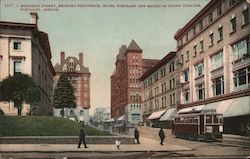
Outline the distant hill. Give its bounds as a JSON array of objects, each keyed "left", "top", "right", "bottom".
[{"left": 0, "top": 116, "right": 112, "bottom": 136}]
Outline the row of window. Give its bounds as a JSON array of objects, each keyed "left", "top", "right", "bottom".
[
  {"left": 174, "top": 115, "right": 223, "bottom": 124},
  {"left": 143, "top": 60, "right": 176, "bottom": 88},
  {"left": 146, "top": 78, "right": 176, "bottom": 99},
  {"left": 183, "top": 66, "right": 250, "bottom": 103},
  {"left": 144, "top": 93, "right": 176, "bottom": 112},
  {"left": 183, "top": 38, "right": 249, "bottom": 83},
  {"left": 129, "top": 105, "right": 142, "bottom": 111},
  {"left": 178, "top": 0, "right": 247, "bottom": 48},
  {"left": 180, "top": 6, "right": 249, "bottom": 64}
]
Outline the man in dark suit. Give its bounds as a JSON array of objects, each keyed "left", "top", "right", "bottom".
[
  {"left": 159, "top": 127, "right": 165, "bottom": 145},
  {"left": 78, "top": 126, "right": 88, "bottom": 148},
  {"left": 134, "top": 128, "right": 140, "bottom": 144}
]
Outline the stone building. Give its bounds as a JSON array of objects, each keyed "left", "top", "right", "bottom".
[
  {"left": 54, "top": 52, "right": 90, "bottom": 123},
  {"left": 111, "top": 40, "right": 159, "bottom": 124},
  {"left": 174, "top": 0, "right": 250, "bottom": 134},
  {"left": 141, "top": 51, "right": 179, "bottom": 128},
  {"left": 0, "top": 13, "right": 54, "bottom": 116}
]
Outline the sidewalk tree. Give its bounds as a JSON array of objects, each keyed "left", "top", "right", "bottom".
[
  {"left": 1, "top": 74, "right": 41, "bottom": 116},
  {"left": 52, "top": 75, "right": 76, "bottom": 117}
]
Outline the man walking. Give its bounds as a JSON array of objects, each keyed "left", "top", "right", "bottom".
[
  {"left": 134, "top": 128, "right": 140, "bottom": 144},
  {"left": 78, "top": 126, "right": 88, "bottom": 148},
  {"left": 159, "top": 127, "right": 165, "bottom": 145}
]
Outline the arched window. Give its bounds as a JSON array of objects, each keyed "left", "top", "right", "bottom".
[
  {"left": 69, "top": 58, "right": 74, "bottom": 65},
  {"left": 70, "top": 109, "right": 74, "bottom": 115},
  {"left": 63, "top": 64, "right": 67, "bottom": 71},
  {"left": 76, "top": 64, "right": 80, "bottom": 71},
  {"left": 80, "top": 110, "right": 84, "bottom": 115}
]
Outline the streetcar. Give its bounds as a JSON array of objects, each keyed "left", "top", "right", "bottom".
[{"left": 172, "top": 109, "right": 223, "bottom": 141}]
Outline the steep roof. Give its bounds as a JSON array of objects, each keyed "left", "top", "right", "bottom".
[
  {"left": 54, "top": 56, "right": 89, "bottom": 73},
  {"left": 126, "top": 40, "right": 142, "bottom": 53}
]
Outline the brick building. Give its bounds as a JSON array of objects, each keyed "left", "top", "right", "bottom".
[
  {"left": 174, "top": 0, "right": 249, "bottom": 134},
  {"left": 0, "top": 13, "right": 55, "bottom": 115},
  {"left": 111, "top": 40, "right": 159, "bottom": 124},
  {"left": 54, "top": 52, "right": 90, "bottom": 123}
]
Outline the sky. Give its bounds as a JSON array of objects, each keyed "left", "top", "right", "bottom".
[{"left": 0, "top": 0, "right": 209, "bottom": 115}]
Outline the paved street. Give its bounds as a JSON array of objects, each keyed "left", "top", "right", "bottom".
[{"left": 0, "top": 126, "right": 250, "bottom": 158}]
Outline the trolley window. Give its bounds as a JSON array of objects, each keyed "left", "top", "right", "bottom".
[{"left": 206, "top": 115, "right": 212, "bottom": 123}]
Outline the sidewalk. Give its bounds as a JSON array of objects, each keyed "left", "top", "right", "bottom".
[{"left": 0, "top": 137, "right": 192, "bottom": 153}]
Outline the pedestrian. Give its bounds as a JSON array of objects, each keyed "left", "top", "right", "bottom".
[
  {"left": 134, "top": 128, "right": 140, "bottom": 144},
  {"left": 78, "top": 125, "right": 88, "bottom": 148},
  {"left": 159, "top": 127, "right": 165, "bottom": 145}
]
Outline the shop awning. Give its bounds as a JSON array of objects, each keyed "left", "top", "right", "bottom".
[
  {"left": 159, "top": 108, "right": 177, "bottom": 121},
  {"left": 117, "top": 115, "right": 125, "bottom": 121},
  {"left": 147, "top": 110, "right": 166, "bottom": 120},
  {"left": 105, "top": 118, "right": 115, "bottom": 122},
  {"left": 178, "top": 105, "right": 204, "bottom": 114},
  {"left": 224, "top": 96, "right": 250, "bottom": 117},
  {"left": 201, "top": 99, "right": 233, "bottom": 114}
]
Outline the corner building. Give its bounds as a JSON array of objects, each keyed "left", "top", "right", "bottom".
[
  {"left": 111, "top": 40, "right": 159, "bottom": 124},
  {"left": 0, "top": 13, "right": 54, "bottom": 115},
  {"left": 54, "top": 52, "right": 90, "bottom": 123},
  {"left": 175, "top": 0, "right": 250, "bottom": 134}
]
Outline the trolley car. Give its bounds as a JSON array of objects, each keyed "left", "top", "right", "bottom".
[{"left": 172, "top": 109, "right": 223, "bottom": 141}]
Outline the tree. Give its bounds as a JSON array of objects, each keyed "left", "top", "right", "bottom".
[
  {"left": 1, "top": 74, "right": 41, "bottom": 116},
  {"left": 52, "top": 75, "right": 76, "bottom": 117}
]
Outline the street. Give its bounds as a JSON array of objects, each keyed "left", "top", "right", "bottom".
[{"left": 1, "top": 126, "right": 250, "bottom": 159}]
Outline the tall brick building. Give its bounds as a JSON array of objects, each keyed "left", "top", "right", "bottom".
[
  {"left": 54, "top": 52, "right": 90, "bottom": 123},
  {"left": 111, "top": 40, "right": 159, "bottom": 124}
]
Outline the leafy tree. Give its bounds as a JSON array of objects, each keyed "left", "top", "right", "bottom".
[
  {"left": 52, "top": 75, "right": 76, "bottom": 117},
  {"left": 1, "top": 74, "right": 41, "bottom": 116}
]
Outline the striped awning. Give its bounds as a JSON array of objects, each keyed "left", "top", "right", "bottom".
[
  {"left": 159, "top": 108, "right": 177, "bottom": 121},
  {"left": 147, "top": 110, "right": 166, "bottom": 120}
]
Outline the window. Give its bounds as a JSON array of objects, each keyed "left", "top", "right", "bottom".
[
  {"left": 170, "top": 78, "right": 175, "bottom": 90},
  {"left": 192, "top": 27, "right": 196, "bottom": 36},
  {"left": 76, "top": 64, "right": 80, "bottom": 71},
  {"left": 200, "top": 40, "right": 204, "bottom": 52},
  {"left": 209, "top": 12, "right": 213, "bottom": 23},
  {"left": 186, "top": 50, "right": 190, "bottom": 62},
  {"left": 193, "top": 45, "right": 197, "bottom": 57},
  {"left": 231, "top": 17, "right": 237, "bottom": 32},
  {"left": 63, "top": 64, "right": 67, "bottom": 71},
  {"left": 132, "top": 114, "right": 140, "bottom": 121},
  {"left": 184, "top": 89, "right": 190, "bottom": 103},
  {"left": 84, "top": 92, "right": 88, "bottom": 97},
  {"left": 70, "top": 110, "right": 74, "bottom": 115},
  {"left": 209, "top": 33, "right": 214, "bottom": 46},
  {"left": 14, "top": 61, "right": 22, "bottom": 75},
  {"left": 199, "top": 20, "right": 203, "bottom": 31},
  {"left": 181, "top": 54, "right": 184, "bottom": 64},
  {"left": 233, "top": 39, "right": 248, "bottom": 61},
  {"left": 169, "top": 62, "right": 175, "bottom": 72},
  {"left": 218, "top": 26, "right": 223, "bottom": 40},
  {"left": 213, "top": 76, "right": 224, "bottom": 96},
  {"left": 234, "top": 67, "right": 250, "bottom": 89},
  {"left": 195, "top": 62, "right": 204, "bottom": 77},
  {"left": 80, "top": 110, "right": 84, "bottom": 115},
  {"left": 217, "top": 4, "right": 222, "bottom": 16},
  {"left": 13, "top": 42, "right": 21, "bottom": 50},
  {"left": 229, "top": 0, "right": 237, "bottom": 7},
  {"left": 211, "top": 51, "right": 223, "bottom": 70},
  {"left": 242, "top": 8, "right": 249, "bottom": 25},
  {"left": 196, "top": 83, "right": 205, "bottom": 100},
  {"left": 184, "top": 69, "right": 189, "bottom": 82}
]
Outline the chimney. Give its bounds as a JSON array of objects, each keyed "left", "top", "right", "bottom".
[
  {"left": 79, "top": 52, "right": 83, "bottom": 65},
  {"left": 61, "top": 51, "right": 65, "bottom": 64},
  {"left": 30, "top": 12, "right": 39, "bottom": 26}
]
